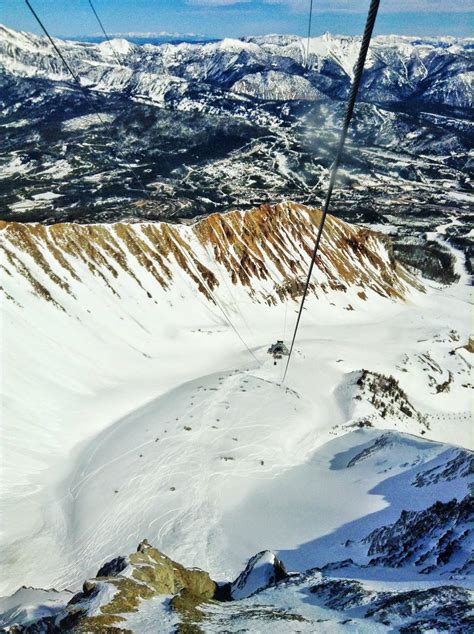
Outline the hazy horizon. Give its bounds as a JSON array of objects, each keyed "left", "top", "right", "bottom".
[
  {"left": 2, "top": 22, "right": 473, "bottom": 43},
  {"left": 1, "top": 0, "right": 472, "bottom": 39}
]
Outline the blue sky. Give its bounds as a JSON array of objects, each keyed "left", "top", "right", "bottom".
[{"left": 2, "top": 0, "right": 472, "bottom": 38}]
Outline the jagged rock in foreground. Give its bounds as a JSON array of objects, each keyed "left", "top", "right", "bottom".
[
  {"left": 4, "top": 523, "right": 473, "bottom": 633},
  {"left": 4, "top": 539, "right": 218, "bottom": 633},
  {"left": 2, "top": 541, "right": 292, "bottom": 633}
]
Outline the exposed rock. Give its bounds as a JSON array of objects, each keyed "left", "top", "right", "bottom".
[
  {"left": 436, "top": 370, "right": 454, "bottom": 393},
  {"left": 362, "top": 495, "right": 473, "bottom": 573},
  {"left": 0, "top": 202, "right": 422, "bottom": 310},
  {"left": 367, "top": 586, "right": 473, "bottom": 632},
  {"left": 310, "top": 578, "right": 379, "bottom": 611},
  {"left": 5, "top": 542, "right": 217, "bottom": 633},
  {"left": 231, "top": 551, "right": 288, "bottom": 600},
  {"left": 393, "top": 241, "right": 460, "bottom": 285},
  {"left": 309, "top": 579, "right": 473, "bottom": 632},
  {"left": 346, "top": 433, "right": 394, "bottom": 467},
  {"left": 232, "top": 70, "right": 323, "bottom": 101},
  {"left": 81, "top": 580, "right": 97, "bottom": 596},
  {"left": 355, "top": 371, "right": 428, "bottom": 428},
  {"left": 412, "top": 449, "right": 473, "bottom": 487},
  {"left": 136, "top": 539, "right": 151, "bottom": 553},
  {"left": 3, "top": 542, "right": 473, "bottom": 633},
  {"left": 96, "top": 557, "right": 128, "bottom": 578},
  {"left": 465, "top": 337, "right": 474, "bottom": 354}
]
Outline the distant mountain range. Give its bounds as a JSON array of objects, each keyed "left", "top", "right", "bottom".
[
  {"left": 1, "top": 24, "right": 473, "bottom": 634},
  {"left": 1, "top": 26, "right": 472, "bottom": 107},
  {"left": 0, "top": 27, "right": 471, "bottom": 219},
  {"left": 76, "top": 32, "right": 213, "bottom": 46}
]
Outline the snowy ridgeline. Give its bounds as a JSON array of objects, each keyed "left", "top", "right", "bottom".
[
  {"left": 1, "top": 25, "right": 472, "bottom": 108},
  {"left": 0, "top": 202, "right": 472, "bottom": 631},
  {"left": 1, "top": 24, "right": 472, "bottom": 230}
]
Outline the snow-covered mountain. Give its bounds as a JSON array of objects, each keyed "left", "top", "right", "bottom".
[
  {"left": 0, "top": 24, "right": 472, "bottom": 265},
  {"left": 0, "top": 202, "right": 422, "bottom": 515},
  {"left": 1, "top": 27, "right": 472, "bottom": 108},
  {"left": 0, "top": 202, "right": 419, "bottom": 314},
  {"left": 1, "top": 196, "right": 472, "bottom": 631},
  {"left": 1, "top": 23, "right": 473, "bottom": 633}
]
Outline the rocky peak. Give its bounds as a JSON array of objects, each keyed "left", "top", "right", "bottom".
[
  {"left": 3, "top": 543, "right": 289, "bottom": 632},
  {"left": 230, "top": 550, "right": 288, "bottom": 600},
  {"left": 5, "top": 541, "right": 218, "bottom": 632}
]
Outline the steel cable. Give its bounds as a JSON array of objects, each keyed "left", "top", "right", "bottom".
[
  {"left": 283, "top": 0, "right": 381, "bottom": 383},
  {"left": 25, "top": 0, "right": 151, "bottom": 198}
]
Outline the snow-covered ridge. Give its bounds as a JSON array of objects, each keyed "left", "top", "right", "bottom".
[
  {"left": 0, "top": 201, "right": 420, "bottom": 313},
  {"left": 230, "top": 551, "right": 288, "bottom": 600},
  {"left": 0, "top": 24, "right": 472, "bottom": 107}
]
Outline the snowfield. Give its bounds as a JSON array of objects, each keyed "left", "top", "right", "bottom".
[
  {"left": 0, "top": 203, "right": 472, "bottom": 632},
  {"left": 1, "top": 202, "right": 472, "bottom": 593}
]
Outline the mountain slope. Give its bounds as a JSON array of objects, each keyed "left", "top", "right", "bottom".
[
  {"left": 0, "top": 202, "right": 420, "bottom": 313},
  {"left": 1, "top": 201, "right": 472, "bottom": 599},
  {"left": 2, "top": 431, "right": 472, "bottom": 633}
]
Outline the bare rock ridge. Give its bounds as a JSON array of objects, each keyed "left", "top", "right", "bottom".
[
  {"left": 309, "top": 581, "right": 472, "bottom": 633},
  {"left": 5, "top": 540, "right": 218, "bottom": 633},
  {"left": 0, "top": 202, "right": 421, "bottom": 312},
  {"left": 362, "top": 495, "right": 473, "bottom": 573},
  {"left": 4, "top": 513, "right": 472, "bottom": 633},
  {"left": 3, "top": 540, "right": 288, "bottom": 633}
]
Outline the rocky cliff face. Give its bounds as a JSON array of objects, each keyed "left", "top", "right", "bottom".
[
  {"left": 0, "top": 201, "right": 421, "bottom": 314},
  {"left": 363, "top": 495, "right": 473, "bottom": 574},
  {"left": 4, "top": 540, "right": 218, "bottom": 633}
]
